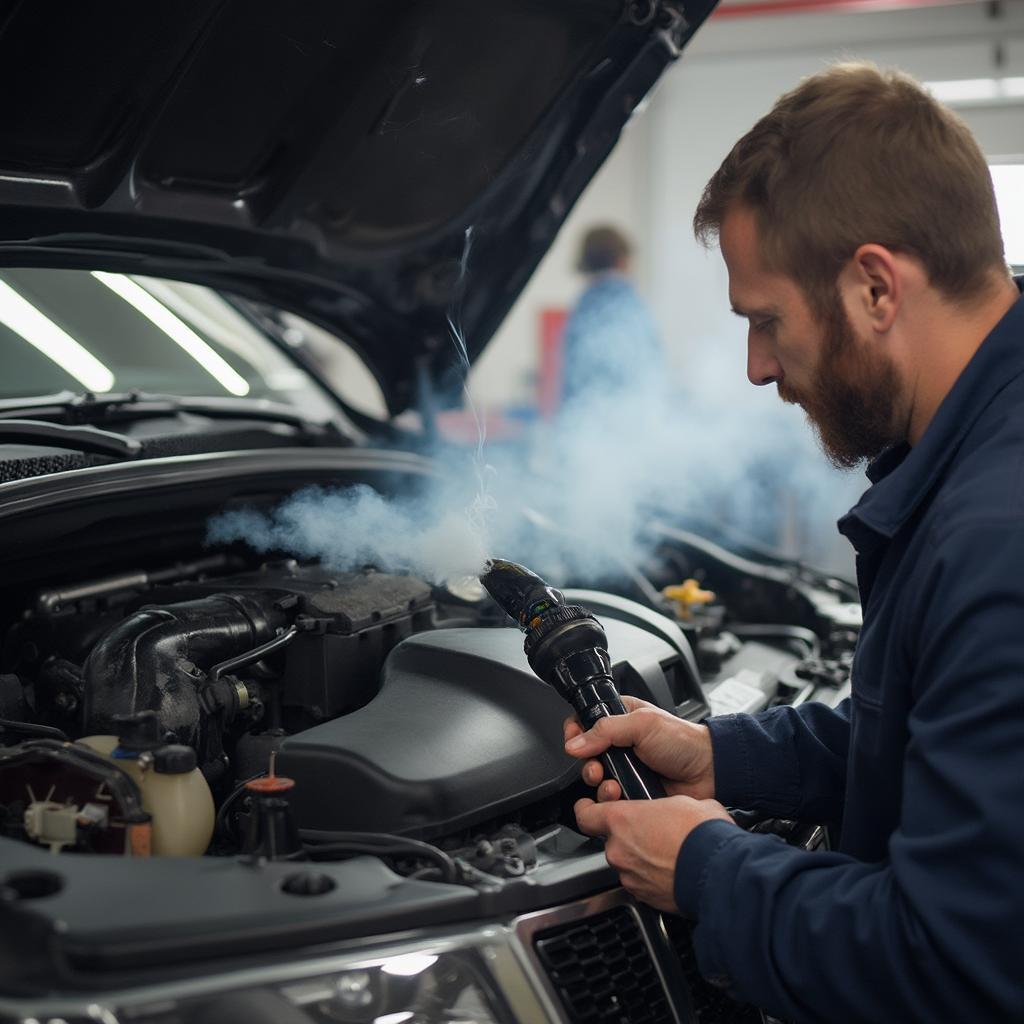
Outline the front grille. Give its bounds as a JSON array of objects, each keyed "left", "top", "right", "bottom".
[
  {"left": 533, "top": 904, "right": 673, "bottom": 1024},
  {"left": 662, "top": 914, "right": 762, "bottom": 1024}
]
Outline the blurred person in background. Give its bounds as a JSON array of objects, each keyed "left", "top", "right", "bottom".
[{"left": 560, "top": 225, "right": 667, "bottom": 409}]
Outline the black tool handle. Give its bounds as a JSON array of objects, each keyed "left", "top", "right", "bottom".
[
  {"left": 602, "top": 747, "right": 667, "bottom": 801},
  {"left": 578, "top": 700, "right": 667, "bottom": 801}
]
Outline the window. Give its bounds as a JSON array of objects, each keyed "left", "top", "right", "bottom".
[{"left": 990, "top": 164, "right": 1024, "bottom": 270}]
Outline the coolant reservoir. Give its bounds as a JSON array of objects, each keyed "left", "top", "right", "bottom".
[{"left": 78, "top": 735, "right": 215, "bottom": 857}]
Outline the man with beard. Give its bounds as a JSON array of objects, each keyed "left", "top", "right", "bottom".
[{"left": 563, "top": 63, "right": 1024, "bottom": 1022}]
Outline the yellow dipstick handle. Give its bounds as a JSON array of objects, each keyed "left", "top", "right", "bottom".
[{"left": 662, "top": 578, "right": 716, "bottom": 618}]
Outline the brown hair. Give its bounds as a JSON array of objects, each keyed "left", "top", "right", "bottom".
[
  {"left": 577, "top": 225, "right": 632, "bottom": 274},
  {"left": 693, "top": 62, "right": 1007, "bottom": 314}
]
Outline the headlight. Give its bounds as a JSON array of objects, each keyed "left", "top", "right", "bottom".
[
  {"left": 0, "top": 891, "right": 667, "bottom": 1024},
  {"left": 277, "top": 949, "right": 507, "bottom": 1023},
  {"left": 0, "top": 936, "right": 517, "bottom": 1024},
  {"left": 4, "top": 892, "right": 668, "bottom": 1024}
]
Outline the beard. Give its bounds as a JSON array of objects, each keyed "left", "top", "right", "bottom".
[{"left": 778, "top": 294, "right": 903, "bottom": 470}]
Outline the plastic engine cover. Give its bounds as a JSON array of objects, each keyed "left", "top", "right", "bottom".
[{"left": 279, "top": 619, "right": 685, "bottom": 839}]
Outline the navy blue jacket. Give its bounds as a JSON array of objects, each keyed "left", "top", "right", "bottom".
[{"left": 674, "top": 285, "right": 1024, "bottom": 1023}]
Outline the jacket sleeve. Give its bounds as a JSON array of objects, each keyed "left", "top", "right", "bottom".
[
  {"left": 674, "top": 520, "right": 1024, "bottom": 1023},
  {"left": 706, "top": 699, "right": 850, "bottom": 823}
]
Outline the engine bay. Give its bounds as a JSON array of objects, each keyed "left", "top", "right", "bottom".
[
  {"left": 0, "top": 531, "right": 856, "bottom": 882},
  {"left": 0, "top": 497, "right": 858, "bottom": 1001}
]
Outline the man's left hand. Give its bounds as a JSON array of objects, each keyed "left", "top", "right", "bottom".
[{"left": 574, "top": 795, "right": 736, "bottom": 912}]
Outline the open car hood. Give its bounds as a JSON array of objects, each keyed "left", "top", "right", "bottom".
[{"left": 0, "top": 0, "right": 714, "bottom": 415}]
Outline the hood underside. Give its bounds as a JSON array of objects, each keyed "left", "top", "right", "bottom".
[{"left": 0, "top": 0, "right": 714, "bottom": 414}]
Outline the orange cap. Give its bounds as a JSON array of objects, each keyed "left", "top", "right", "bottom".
[
  {"left": 245, "top": 750, "right": 295, "bottom": 793},
  {"left": 245, "top": 775, "right": 295, "bottom": 794}
]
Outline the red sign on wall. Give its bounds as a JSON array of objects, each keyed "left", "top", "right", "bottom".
[{"left": 538, "top": 306, "right": 568, "bottom": 419}]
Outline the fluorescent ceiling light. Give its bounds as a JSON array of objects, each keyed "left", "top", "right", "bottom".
[
  {"left": 925, "top": 77, "right": 1024, "bottom": 106},
  {"left": 91, "top": 272, "right": 250, "bottom": 397},
  {"left": 0, "top": 280, "right": 115, "bottom": 392}
]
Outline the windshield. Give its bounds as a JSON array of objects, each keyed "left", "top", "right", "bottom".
[{"left": 0, "top": 268, "right": 340, "bottom": 418}]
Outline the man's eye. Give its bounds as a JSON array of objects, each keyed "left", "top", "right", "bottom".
[{"left": 754, "top": 318, "right": 776, "bottom": 335}]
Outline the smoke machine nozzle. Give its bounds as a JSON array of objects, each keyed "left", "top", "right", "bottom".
[
  {"left": 480, "top": 557, "right": 608, "bottom": 681},
  {"left": 480, "top": 558, "right": 565, "bottom": 629},
  {"left": 479, "top": 558, "right": 665, "bottom": 801}
]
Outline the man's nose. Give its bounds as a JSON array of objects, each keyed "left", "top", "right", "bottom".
[{"left": 747, "top": 332, "right": 782, "bottom": 387}]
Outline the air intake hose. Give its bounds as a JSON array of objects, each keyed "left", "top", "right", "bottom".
[{"left": 83, "top": 594, "right": 287, "bottom": 756}]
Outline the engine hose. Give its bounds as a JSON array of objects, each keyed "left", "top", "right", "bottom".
[
  {"left": 214, "top": 772, "right": 266, "bottom": 844},
  {"left": 727, "top": 624, "right": 821, "bottom": 659},
  {"left": 0, "top": 718, "right": 69, "bottom": 742},
  {"left": 82, "top": 593, "right": 289, "bottom": 752},
  {"left": 299, "top": 827, "right": 459, "bottom": 882}
]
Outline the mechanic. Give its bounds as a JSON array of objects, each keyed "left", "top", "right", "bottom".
[{"left": 563, "top": 63, "right": 1024, "bottom": 1023}]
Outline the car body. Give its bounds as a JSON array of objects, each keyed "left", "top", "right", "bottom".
[{"left": 0, "top": 4, "right": 858, "bottom": 1023}]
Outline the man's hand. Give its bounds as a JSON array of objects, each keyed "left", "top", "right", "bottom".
[
  {"left": 563, "top": 696, "right": 716, "bottom": 802},
  {"left": 575, "top": 795, "right": 734, "bottom": 911}
]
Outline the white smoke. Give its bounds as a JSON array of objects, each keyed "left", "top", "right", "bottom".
[
  {"left": 474, "top": 374, "right": 860, "bottom": 584},
  {"left": 206, "top": 483, "right": 489, "bottom": 584},
  {"left": 206, "top": 235, "right": 863, "bottom": 587},
  {"left": 205, "top": 228, "right": 502, "bottom": 585},
  {"left": 205, "top": 353, "right": 864, "bottom": 588}
]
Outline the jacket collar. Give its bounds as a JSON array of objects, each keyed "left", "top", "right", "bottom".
[{"left": 840, "top": 278, "right": 1024, "bottom": 543}]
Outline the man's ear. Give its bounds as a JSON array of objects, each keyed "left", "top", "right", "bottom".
[{"left": 841, "top": 244, "right": 900, "bottom": 334}]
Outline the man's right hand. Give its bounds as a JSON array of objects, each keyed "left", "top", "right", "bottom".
[{"left": 563, "top": 696, "right": 715, "bottom": 802}]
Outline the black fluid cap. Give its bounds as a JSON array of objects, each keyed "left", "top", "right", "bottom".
[
  {"left": 153, "top": 744, "right": 197, "bottom": 775},
  {"left": 112, "top": 710, "right": 161, "bottom": 753}
]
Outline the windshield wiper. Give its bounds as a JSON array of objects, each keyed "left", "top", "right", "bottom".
[
  {"left": 0, "top": 391, "right": 345, "bottom": 441},
  {"left": 0, "top": 419, "right": 141, "bottom": 459}
]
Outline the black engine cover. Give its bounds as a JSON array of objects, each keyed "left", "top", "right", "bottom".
[
  {"left": 279, "top": 627, "right": 573, "bottom": 839},
  {"left": 279, "top": 619, "right": 686, "bottom": 839}
]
